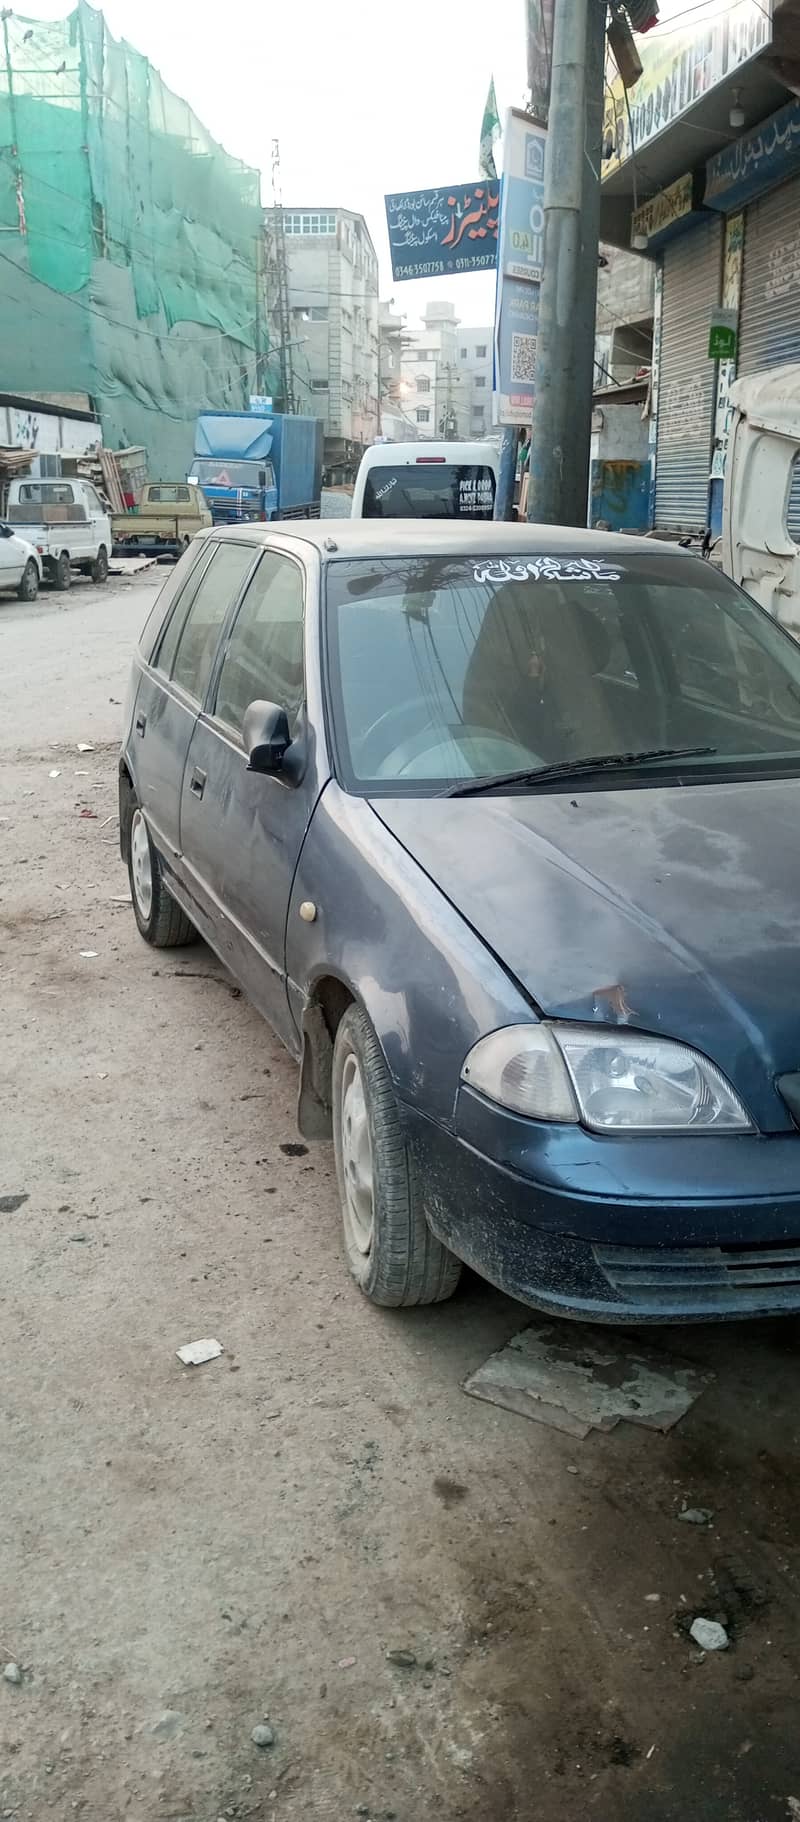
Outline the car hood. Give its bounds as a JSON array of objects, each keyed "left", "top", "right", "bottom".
[{"left": 372, "top": 780, "right": 800, "bottom": 1131}]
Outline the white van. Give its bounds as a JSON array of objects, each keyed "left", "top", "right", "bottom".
[
  {"left": 351, "top": 441, "right": 498, "bottom": 520},
  {"left": 6, "top": 477, "right": 112, "bottom": 590}
]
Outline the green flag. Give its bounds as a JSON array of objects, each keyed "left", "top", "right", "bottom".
[{"left": 479, "top": 76, "right": 500, "bottom": 180}]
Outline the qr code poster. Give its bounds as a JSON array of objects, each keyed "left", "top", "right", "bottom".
[
  {"left": 495, "top": 272, "right": 540, "bottom": 424},
  {"left": 511, "top": 332, "right": 537, "bottom": 384}
]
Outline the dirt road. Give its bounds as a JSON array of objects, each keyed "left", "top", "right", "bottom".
[{"left": 2, "top": 573, "right": 800, "bottom": 1822}]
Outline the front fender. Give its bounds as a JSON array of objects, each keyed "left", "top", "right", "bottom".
[{"left": 286, "top": 784, "right": 533, "bottom": 1129}]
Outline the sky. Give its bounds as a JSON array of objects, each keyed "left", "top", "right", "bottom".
[{"left": 17, "top": 0, "right": 529, "bottom": 331}]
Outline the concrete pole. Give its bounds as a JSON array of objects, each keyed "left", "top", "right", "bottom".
[{"left": 527, "top": 0, "right": 606, "bottom": 525}]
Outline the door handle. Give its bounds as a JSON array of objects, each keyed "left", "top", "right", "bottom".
[
  {"left": 189, "top": 765, "right": 206, "bottom": 799},
  {"left": 135, "top": 712, "right": 147, "bottom": 736}
]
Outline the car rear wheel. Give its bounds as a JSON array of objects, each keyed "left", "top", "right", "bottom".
[
  {"left": 332, "top": 1004, "right": 461, "bottom": 1308},
  {"left": 53, "top": 552, "right": 71, "bottom": 591},
  {"left": 128, "top": 805, "right": 195, "bottom": 947},
  {"left": 91, "top": 545, "right": 109, "bottom": 583},
  {"left": 17, "top": 559, "right": 39, "bottom": 602}
]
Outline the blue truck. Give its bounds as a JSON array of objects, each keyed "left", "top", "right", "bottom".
[{"left": 190, "top": 410, "right": 323, "bottom": 525}]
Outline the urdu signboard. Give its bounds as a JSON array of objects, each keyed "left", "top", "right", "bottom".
[
  {"left": 603, "top": 0, "right": 773, "bottom": 178},
  {"left": 384, "top": 183, "right": 499, "bottom": 281}
]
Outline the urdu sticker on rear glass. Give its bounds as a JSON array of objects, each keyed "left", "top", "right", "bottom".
[{"left": 473, "top": 557, "right": 623, "bottom": 584}]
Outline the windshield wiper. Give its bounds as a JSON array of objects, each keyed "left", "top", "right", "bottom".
[{"left": 444, "top": 745, "right": 718, "bottom": 798}]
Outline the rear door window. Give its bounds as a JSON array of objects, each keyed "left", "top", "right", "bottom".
[{"left": 362, "top": 463, "right": 496, "bottom": 520}]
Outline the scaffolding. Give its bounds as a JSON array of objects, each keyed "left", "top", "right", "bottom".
[{"left": 0, "top": 2, "right": 268, "bottom": 475}]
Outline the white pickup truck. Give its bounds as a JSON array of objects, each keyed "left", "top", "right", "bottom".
[{"left": 5, "top": 477, "right": 112, "bottom": 590}]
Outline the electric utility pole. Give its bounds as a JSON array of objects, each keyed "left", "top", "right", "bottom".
[{"left": 527, "top": 0, "right": 606, "bottom": 524}]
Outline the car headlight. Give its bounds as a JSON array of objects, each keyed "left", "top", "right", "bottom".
[{"left": 461, "top": 1024, "right": 754, "bottom": 1133}]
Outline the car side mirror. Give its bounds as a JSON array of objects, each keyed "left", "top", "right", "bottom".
[
  {"left": 243, "top": 700, "right": 292, "bottom": 774},
  {"left": 0, "top": 524, "right": 12, "bottom": 539}
]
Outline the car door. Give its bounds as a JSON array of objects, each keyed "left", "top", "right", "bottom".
[
  {"left": 179, "top": 544, "right": 320, "bottom": 1046},
  {"left": 0, "top": 527, "right": 24, "bottom": 588},
  {"left": 131, "top": 538, "right": 258, "bottom": 867}
]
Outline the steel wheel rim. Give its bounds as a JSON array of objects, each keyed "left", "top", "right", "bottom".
[
  {"left": 340, "top": 1052, "right": 374, "bottom": 1256},
  {"left": 130, "top": 809, "right": 153, "bottom": 919}
]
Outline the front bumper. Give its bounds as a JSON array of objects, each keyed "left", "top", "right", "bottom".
[{"left": 405, "top": 1088, "right": 800, "bottom": 1323}]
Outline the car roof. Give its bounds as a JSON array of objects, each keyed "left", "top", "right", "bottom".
[
  {"left": 204, "top": 519, "right": 686, "bottom": 565},
  {"left": 357, "top": 441, "right": 496, "bottom": 465}
]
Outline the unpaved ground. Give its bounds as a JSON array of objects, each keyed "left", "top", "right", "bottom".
[{"left": 2, "top": 574, "right": 800, "bottom": 1822}]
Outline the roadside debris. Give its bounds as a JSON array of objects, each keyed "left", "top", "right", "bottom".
[
  {"left": 79, "top": 951, "right": 98, "bottom": 959},
  {"left": 176, "top": 1338, "right": 223, "bottom": 1367},
  {"left": 786, "top": 1798, "right": 800, "bottom": 1819},
  {"left": 77, "top": 742, "right": 95, "bottom": 753},
  {"left": 385, "top": 1650, "right": 416, "bottom": 1669},
  {"left": 690, "top": 1617, "right": 729, "bottom": 1652},
  {"left": 150, "top": 1709, "right": 184, "bottom": 1740},
  {"left": 337, "top": 1657, "right": 357, "bottom": 1670},
  {"left": 463, "top": 1322, "right": 712, "bottom": 1438},
  {"left": 3, "top": 1663, "right": 22, "bottom": 1685},
  {"left": 78, "top": 807, "right": 98, "bottom": 820},
  {"left": 48, "top": 768, "right": 61, "bottom": 779},
  {"left": 679, "top": 1507, "right": 714, "bottom": 1526},
  {"left": 251, "top": 1723, "right": 275, "bottom": 1749},
  {"left": 110, "top": 894, "right": 132, "bottom": 905}
]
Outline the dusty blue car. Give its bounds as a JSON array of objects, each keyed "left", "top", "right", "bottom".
[{"left": 120, "top": 521, "right": 800, "bottom": 1323}]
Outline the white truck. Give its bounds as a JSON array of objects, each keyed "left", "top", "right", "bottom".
[
  {"left": 722, "top": 365, "right": 800, "bottom": 639},
  {"left": 5, "top": 476, "right": 112, "bottom": 590}
]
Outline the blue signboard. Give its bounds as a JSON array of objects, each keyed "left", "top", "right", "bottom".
[
  {"left": 499, "top": 119, "right": 546, "bottom": 281},
  {"left": 493, "top": 110, "right": 546, "bottom": 426},
  {"left": 495, "top": 273, "right": 540, "bottom": 426},
  {"left": 705, "top": 97, "right": 800, "bottom": 214},
  {"left": 384, "top": 183, "right": 499, "bottom": 282}
]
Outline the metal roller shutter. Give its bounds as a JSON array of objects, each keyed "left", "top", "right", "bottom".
[
  {"left": 738, "top": 176, "right": 800, "bottom": 540},
  {"left": 655, "top": 217, "right": 722, "bottom": 533}
]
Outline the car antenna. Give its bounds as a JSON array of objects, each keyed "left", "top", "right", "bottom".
[{"left": 323, "top": 535, "right": 338, "bottom": 552}]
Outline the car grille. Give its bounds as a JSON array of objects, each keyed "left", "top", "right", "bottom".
[{"left": 594, "top": 1239, "right": 800, "bottom": 1311}]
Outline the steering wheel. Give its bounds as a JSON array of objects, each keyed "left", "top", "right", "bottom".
[
  {"left": 356, "top": 698, "right": 440, "bottom": 771},
  {"left": 376, "top": 723, "right": 541, "bottom": 781}
]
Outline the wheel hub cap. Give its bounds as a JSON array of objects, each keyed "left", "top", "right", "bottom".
[
  {"left": 340, "top": 1053, "right": 373, "bottom": 1255},
  {"left": 130, "top": 809, "right": 153, "bottom": 918}
]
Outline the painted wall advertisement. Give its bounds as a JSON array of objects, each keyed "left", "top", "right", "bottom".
[
  {"left": 493, "top": 110, "right": 546, "bottom": 426},
  {"left": 603, "top": 0, "right": 772, "bottom": 177},
  {"left": 384, "top": 183, "right": 499, "bottom": 282}
]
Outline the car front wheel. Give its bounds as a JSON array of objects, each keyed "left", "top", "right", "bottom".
[
  {"left": 91, "top": 545, "right": 109, "bottom": 583},
  {"left": 128, "top": 804, "right": 195, "bottom": 947},
  {"left": 17, "top": 559, "right": 39, "bottom": 602},
  {"left": 332, "top": 1004, "right": 461, "bottom": 1308}
]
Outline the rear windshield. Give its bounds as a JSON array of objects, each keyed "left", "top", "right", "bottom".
[
  {"left": 18, "top": 482, "right": 75, "bottom": 505},
  {"left": 362, "top": 463, "right": 495, "bottom": 520}
]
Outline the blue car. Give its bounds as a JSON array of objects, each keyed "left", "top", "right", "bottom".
[{"left": 120, "top": 521, "right": 800, "bottom": 1324}]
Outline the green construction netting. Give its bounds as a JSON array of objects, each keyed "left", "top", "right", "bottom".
[{"left": 0, "top": 2, "right": 267, "bottom": 477}]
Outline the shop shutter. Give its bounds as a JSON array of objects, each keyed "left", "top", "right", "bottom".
[
  {"left": 655, "top": 217, "right": 722, "bottom": 533},
  {"left": 738, "top": 176, "right": 800, "bottom": 540}
]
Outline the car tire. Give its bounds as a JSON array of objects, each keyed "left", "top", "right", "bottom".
[
  {"left": 332, "top": 1004, "right": 461, "bottom": 1308},
  {"left": 91, "top": 545, "right": 109, "bottom": 583},
  {"left": 128, "top": 804, "right": 195, "bottom": 947},
  {"left": 53, "top": 552, "right": 71, "bottom": 591},
  {"left": 17, "top": 559, "right": 39, "bottom": 602}
]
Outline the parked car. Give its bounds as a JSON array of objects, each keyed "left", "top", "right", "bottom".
[
  {"left": 112, "top": 482, "right": 212, "bottom": 561},
  {"left": 351, "top": 441, "right": 498, "bottom": 519},
  {"left": 121, "top": 521, "right": 800, "bottom": 1324},
  {"left": 5, "top": 477, "right": 111, "bottom": 589},
  {"left": 0, "top": 523, "right": 41, "bottom": 601}
]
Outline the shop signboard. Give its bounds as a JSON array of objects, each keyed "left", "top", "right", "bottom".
[{"left": 384, "top": 184, "right": 499, "bottom": 281}]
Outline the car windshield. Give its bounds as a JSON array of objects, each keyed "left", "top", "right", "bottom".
[
  {"left": 362, "top": 463, "right": 495, "bottom": 519},
  {"left": 192, "top": 459, "right": 274, "bottom": 490},
  {"left": 326, "top": 551, "right": 800, "bottom": 792}
]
